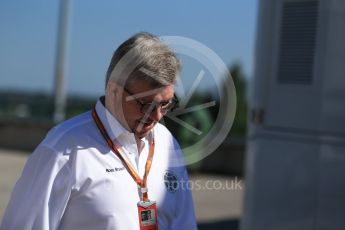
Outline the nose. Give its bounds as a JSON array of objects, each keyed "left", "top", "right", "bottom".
[{"left": 148, "top": 106, "right": 164, "bottom": 122}]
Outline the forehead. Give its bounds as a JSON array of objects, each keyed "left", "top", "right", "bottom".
[{"left": 127, "top": 80, "right": 175, "bottom": 101}]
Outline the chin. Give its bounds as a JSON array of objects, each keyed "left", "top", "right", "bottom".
[
  {"left": 135, "top": 130, "right": 151, "bottom": 139},
  {"left": 135, "top": 125, "right": 155, "bottom": 139},
  {"left": 133, "top": 121, "right": 156, "bottom": 138}
]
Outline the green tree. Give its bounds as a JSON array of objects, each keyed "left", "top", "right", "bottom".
[{"left": 228, "top": 63, "right": 248, "bottom": 138}]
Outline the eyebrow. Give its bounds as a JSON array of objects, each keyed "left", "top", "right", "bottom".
[
  {"left": 141, "top": 99, "right": 172, "bottom": 105},
  {"left": 124, "top": 87, "right": 174, "bottom": 105},
  {"left": 125, "top": 87, "right": 167, "bottom": 102}
]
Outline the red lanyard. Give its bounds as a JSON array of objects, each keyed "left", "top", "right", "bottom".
[{"left": 92, "top": 106, "right": 155, "bottom": 201}]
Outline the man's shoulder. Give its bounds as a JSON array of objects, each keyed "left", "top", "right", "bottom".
[
  {"left": 153, "top": 123, "right": 187, "bottom": 168},
  {"left": 42, "top": 111, "right": 93, "bottom": 149},
  {"left": 153, "top": 122, "right": 181, "bottom": 148},
  {"left": 154, "top": 122, "right": 174, "bottom": 137}
]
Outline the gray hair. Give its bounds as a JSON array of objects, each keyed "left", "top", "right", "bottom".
[{"left": 105, "top": 32, "right": 181, "bottom": 88}]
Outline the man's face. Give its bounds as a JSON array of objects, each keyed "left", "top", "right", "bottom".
[{"left": 106, "top": 80, "right": 175, "bottom": 139}]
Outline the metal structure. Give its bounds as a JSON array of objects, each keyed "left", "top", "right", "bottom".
[
  {"left": 53, "top": 0, "right": 71, "bottom": 123},
  {"left": 241, "top": 0, "right": 345, "bottom": 229}
]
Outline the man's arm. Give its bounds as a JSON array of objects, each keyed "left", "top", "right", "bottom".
[
  {"left": 0, "top": 145, "right": 72, "bottom": 230},
  {"left": 171, "top": 167, "right": 198, "bottom": 230},
  {"left": 169, "top": 138, "right": 198, "bottom": 230}
]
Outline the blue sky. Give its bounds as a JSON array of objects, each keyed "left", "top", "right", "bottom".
[{"left": 0, "top": 0, "right": 258, "bottom": 97}]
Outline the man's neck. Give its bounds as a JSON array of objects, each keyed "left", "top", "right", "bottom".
[
  {"left": 104, "top": 95, "right": 132, "bottom": 132},
  {"left": 135, "top": 136, "right": 144, "bottom": 155}
]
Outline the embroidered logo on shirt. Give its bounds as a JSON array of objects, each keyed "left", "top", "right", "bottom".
[
  {"left": 106, "top": 167, "right": 125, "bottom": 172},
  {"left": 163, "top": 171, "right": 178, "bottom": 193},
  {"left": 115, "top": 167, "right": 125, "bottom": 171}
]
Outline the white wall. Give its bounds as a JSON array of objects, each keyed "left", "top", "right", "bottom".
[{"left": 241, "top": 0, "right": 345, "bottom": 229}]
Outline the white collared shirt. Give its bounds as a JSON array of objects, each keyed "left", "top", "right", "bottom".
[{"left": 0, "top": 98, "right": 197, "bottom": 230}]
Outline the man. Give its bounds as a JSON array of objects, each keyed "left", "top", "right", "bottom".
[{"left": 1, "top": 32, "right": 197, "bottom": 230}]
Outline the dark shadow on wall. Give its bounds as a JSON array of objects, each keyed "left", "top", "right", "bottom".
[{"left": 198, "top": 218, "right": 239, "bottom": 230}]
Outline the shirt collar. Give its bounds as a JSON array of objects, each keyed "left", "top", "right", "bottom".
[
  {"left": 95, "top": 96, "right": 130, "bottom": 142},
  {"left": 94, "top": 96, "right": 151, "bottom": 154}
]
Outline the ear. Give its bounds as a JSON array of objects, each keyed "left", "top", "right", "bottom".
[{"left": 106, "top": 81, "right": 120, "bottom": 97}]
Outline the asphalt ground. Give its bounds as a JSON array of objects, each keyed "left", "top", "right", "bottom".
[{"left": 0, "top": 148, "right": 243, "bottom": 229}]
